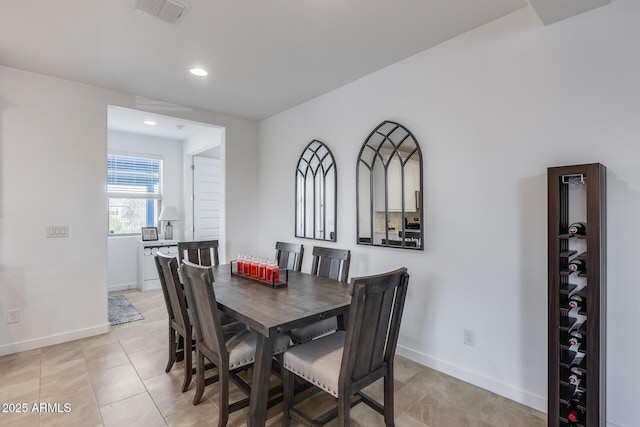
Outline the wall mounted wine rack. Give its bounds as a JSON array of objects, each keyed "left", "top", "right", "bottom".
[{"left": 548, "top": 163, "right": 606, "bottom": 426}]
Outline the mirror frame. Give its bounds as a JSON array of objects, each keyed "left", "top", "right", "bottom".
[
  {"left": 295, "top": 140, "right": 337, "bottom": 242},
  {"left": 356, "top": 121, "right": 423, "bottom": 250}
]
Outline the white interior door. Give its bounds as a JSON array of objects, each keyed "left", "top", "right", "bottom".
[{"left": 193, "top": 156, "right": 221, "bottom": 240}]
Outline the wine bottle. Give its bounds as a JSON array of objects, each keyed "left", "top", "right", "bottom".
[
  {"left": 568, "top": 222, "right": 586, "bottom": 236},
  {"left": 568, "top": 305, "right": 583, "bottom": 317},
  {"left": 569, "top": 318, "right": 585, "bottom": 334},
  {"left": 568, "top": 259, "right": 586, "bottom": 274},
  {"left": 568, "top": 308, "right": 586, "bottom": 333},
  {"left": 568, "top": 375, "right": 582, "bottom": 405},
  {"left": 566, "top": 390, "right": 585, "bottom": 424},
  {"left": 567, "top": 404, "right": 584, "bottom": 424},
  {"left": 569, "top": 294, "right": 583, "bottom": 309},
  {"left": 571, "top": 387, "right": 584, "bottom": 401},
  {"left": 570, "top": 366, "right": 585, "bottom": 379},
  {"left": 568, "top": 373, "right": 581, "bottom": 386},
  {"left": 568, "top": 282, "right": 587, "bottom": 298},
  {"left": 570, "top": 366, "right": 584, "bottom": 385},
  {"left": 569, "top": 331, "right": 582, "bottom": 346},
  {"left": 570, "top": 351, "right": 585, "bottom": 368},
  {"left": 569, "top": 341, "right": 582, "bottom": 353}
]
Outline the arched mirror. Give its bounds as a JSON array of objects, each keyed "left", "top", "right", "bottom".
[
  {"left": 295, "top": 140, "right": 337, "bottom": 241},
  {"left": 357, "top": 121, "right": 423, "bottom": 249}
]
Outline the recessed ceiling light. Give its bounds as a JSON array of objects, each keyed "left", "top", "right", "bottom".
[
  {"left": 190, "top": 67, "right": 208, "bottom": 77},
  {"left": 144, "top": 120, "right": 157, "bottom": 126}
]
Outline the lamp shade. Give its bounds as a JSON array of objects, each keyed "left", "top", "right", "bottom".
[{"left": 158, "top": 206, "right": 180, "bottom": 222}]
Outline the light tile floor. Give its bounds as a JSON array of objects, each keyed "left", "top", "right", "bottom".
[{"left": 0, "top": 289, "right": 546, "bottom": 426}]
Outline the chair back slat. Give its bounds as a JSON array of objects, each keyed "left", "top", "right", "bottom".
[
  {"left": 275, "top": 242, "right": 304, "bottom": 272},
  {"left": 311, "top": 246, "right": 351, "bottom": 282},
  {"left": 369, "top": 288, "right": 396, "bottom": 369},
  {"left": 178, "top": 240, "right": 220, "bottom": 267},
  {"left": 386, "top": 278, "right": 408, "bottom": 364},
  {"left": 180, "top": 260, "right": 227, "bottom": 363},
  {"left": 352, "top": 290, "right": 383, "bottom": 379},
  {"left": 155, "top": 253, "right": 189, "bottom": 330},
  {"left": 198, "top": 247, "right": 212, "bottom": 266},
  {"left": 341, "top": 268, "right": 409, "bottom": 385},
  {"left": 317, "top": 258, "right": 340, "bottom": 280}
]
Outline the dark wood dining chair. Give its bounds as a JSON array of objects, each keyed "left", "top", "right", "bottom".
[
  {"left": 282, "top": 267, "right": 410, "bottom": 427},
  {"left": 154, "top": 252, "right": 193, "bottom": 392},
  {"left": 275, "top": 241, "right": 304, "bottom": 272},
  {"left": 311, "top": 246, "right": 351, "bottom": 283},
  {"left": 178, "top": 240, "right": 220, "bottom": 267},
  {"left": 178, "top": 239, "right": 238, "bottom": 325},
  {"left": 289, "top": 246, "right": 351, "bottom": 344},
  {"left": 180, "top": 260, "right": 291, "bottom": 427}
]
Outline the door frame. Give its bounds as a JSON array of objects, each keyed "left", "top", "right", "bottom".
[{"left": 183, "top": 128, "right": 226, "bottom": 263}]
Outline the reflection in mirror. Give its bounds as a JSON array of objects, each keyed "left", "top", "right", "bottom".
[
  {"left": 357, "top": 121, "right": 423, "bottom": 249},
  {"left": 295, "top": 140, "right": 337, "bottom": 241}
]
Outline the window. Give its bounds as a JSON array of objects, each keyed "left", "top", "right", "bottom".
[{"left": 108, "top": 153, "right": 162, "bottom": 235}]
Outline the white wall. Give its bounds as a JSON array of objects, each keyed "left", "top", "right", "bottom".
[
  {"left": 0, "top": 66, "right": 259, "bottom": 355},
  {"left": 183, "top": 127, "right": 223, "bottom": 155},
  {"left": 107, "top": 130, "right": 184, "bottom": 291},
  {"left": 258, "top": 2, "right": 640, "bottom": 425},
  {"left": 0, "top": 68, "right": 111, "bottom": 354}
]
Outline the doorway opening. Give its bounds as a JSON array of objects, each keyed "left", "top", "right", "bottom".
[{"left": 106, "top": 105, "right": 225, "bottom": 292}]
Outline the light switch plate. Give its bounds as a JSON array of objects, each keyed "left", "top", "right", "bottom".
[{"left": 46, "top": 226, "right": 68, "bottom": 238}]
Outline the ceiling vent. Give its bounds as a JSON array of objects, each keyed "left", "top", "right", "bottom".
[{"left": 133, "top": 0, "right": 190, "bottom": 24}]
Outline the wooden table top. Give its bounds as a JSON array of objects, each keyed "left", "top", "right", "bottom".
[{"left": 211, "top": 264, "right": 351, "bottom": 337}]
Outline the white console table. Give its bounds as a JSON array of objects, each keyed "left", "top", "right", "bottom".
[{"left": 137, "top": 240, "right": 178, "bottom": 291}]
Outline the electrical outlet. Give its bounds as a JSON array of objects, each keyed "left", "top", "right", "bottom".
[
  {"left": 7, "top": 309, "right": 19, "bottom": 324},
  {"left": 463, "top": 328, "right": 475, "bottom": 347}
]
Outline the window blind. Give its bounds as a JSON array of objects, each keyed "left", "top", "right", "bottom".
[{"left": 107, "top": 154, "right": 162, "bottom": 199}]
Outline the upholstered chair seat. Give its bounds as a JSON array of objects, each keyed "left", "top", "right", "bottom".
[
  {"left": 283, "top": 331, "right": 345, "bottom": 397},
  {"left": 288, "top": 317, "right": 339, "bottom": 344},
  {"left": 223, "top": 322, "right": 290, "bottom": 370}
]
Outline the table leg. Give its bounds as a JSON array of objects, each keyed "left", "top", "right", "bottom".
[
  {"left": 247, "top": 332, "right": 275, "bottom": 427},
  {"left": 337, "top": 313, "right": 346, "bottom": 331}
]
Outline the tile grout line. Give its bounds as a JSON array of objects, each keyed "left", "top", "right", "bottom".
[
  {"left": 116, "top": 294, "right": 170, "bottom": 426},
  {"left": 82, "top": 356, "right": 98, "bottom": 421},
  {"left": 84, "top": 352, "right": 106, "bottom": 427}
]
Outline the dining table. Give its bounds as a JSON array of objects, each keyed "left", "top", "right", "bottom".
[{"left": 209, "top": 264, "right": 352, "bottom": 427}]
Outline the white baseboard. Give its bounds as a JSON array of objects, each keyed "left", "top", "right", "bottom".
[
  {"left": 396, "top": 344, "right": 547, "bottom": 413},
  {"left": 0, "top": 323, "right": 111, "bottom": 356},
  {"left": 107, "top": 282, "right": 139, "bottom": 293}
]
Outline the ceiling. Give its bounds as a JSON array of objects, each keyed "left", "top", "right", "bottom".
[
  {"left": 108, "top": 105, "right": 216, "bottom": 140},
  {"left": 0, "top": 0, "right": 608, "bottom": 121}
]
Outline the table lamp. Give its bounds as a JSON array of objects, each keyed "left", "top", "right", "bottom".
[{"left": 158, "top": 206, "right": 179, "bottom": 240}]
